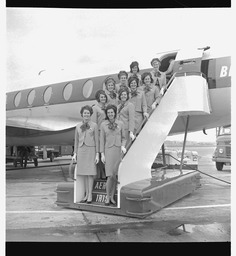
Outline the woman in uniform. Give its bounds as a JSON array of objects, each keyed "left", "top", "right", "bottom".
[
  {"left": 140, "top": 72, "right": 162, "bottom": 114},
  {"left": 91, "top": 90, "right": 108, "bottom": 179},
  {"left": 128, "top": 61, "right": 142, "bottom": 86},
  {"left": 103, "top": 76, "right": 119, "bottom": 106},
  {"left": 150, "top": 58, "right": 167, "bottom": 92},
  {"left": 117, "top": 88, "right": 136, "bottom": 146},
  {"left": 115, "top": 70, "right": 129, "bottom": 93},
  {"left": 72, "top": 105, "right": 99, "bottom": 204},
  {"left": 128, "top": 76, "right": 149, "bottom": 134},
  {"left": 100, "top": 104, "right": 127, "bottom": 206}
]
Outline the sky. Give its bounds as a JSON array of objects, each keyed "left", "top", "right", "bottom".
[
  {"left": 5, "top": 8, "right": 234, "bottom": 142},
  {"left": 6, "top": 8, "right": 233, "bottom": 90}
]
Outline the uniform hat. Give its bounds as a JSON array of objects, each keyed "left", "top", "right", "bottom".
[
  {"left": 130, "top": 61, "right": 139, "bottom": 69},
  {"left": 104, "top": 76, "right": 116, "bottom": 85},
  {"left": 150, "top": 58, "right": 161, "bottom": 67},
  {"left": 118, "top": 70, "right": 128, "bottom": 79},
  {"left": 130, "top": 61, "right": 140, "bottom": 73}
]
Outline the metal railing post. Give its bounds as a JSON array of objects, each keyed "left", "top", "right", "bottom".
[{"left": 179, "top": 115, "right": 190, "bottom": 174}]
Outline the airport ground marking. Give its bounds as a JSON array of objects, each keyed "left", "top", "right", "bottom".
[
  {"left": 166, "top": 204, "right": 231, "bottom": 210},
  {"left": 6, "top": 204, "right": 231, "bottom": 214}
]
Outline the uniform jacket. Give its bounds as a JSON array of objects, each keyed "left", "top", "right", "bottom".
[
  {"left": 129, "top": 90, "right": 147, "bottom": 114},
  {"left": 91, "top": 103, "right": 106, "bottom": 130},
  {"left": 150, "top": 70, "right": 166, "bottom": 89},
  {"left": 104, "top": 90, "right": 119, "bottom": 106},
  {"left": 117, "top": 101, "right": 135, "bottom": 132},
  {"left": 140, "top": 84, "right": 161, "bottom": 113},
  {"left": 115, "top": 83, "right": 130, "bottom": 93},
  {"left": 100, "top": 119, "right": 126, "bottom": 152},
  {"left": 74, "top": 121, "right": 99, "bottom": 154}
]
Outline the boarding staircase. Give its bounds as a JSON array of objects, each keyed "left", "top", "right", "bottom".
[{"left": 56, "top": 47, "right": 211, "bottom": 217}]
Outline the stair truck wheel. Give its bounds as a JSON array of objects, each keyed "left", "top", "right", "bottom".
[
  {"left": 13, "top": 159, "right": 17, "bottom": 167},
  {"left": 50, "top": 153, "right": 54, "bottom": 162},
  {"left": 216, "top": 162, "right": 223, "bottom": 171},
  {"left": 20, "top": 158, "right": 23, "bottom": 167},
  {"left": 34, "top": 158, "right": 38, "bottom": 167},
  {"left": 24, "top": 158, "right": 27, "bottom": 168}
]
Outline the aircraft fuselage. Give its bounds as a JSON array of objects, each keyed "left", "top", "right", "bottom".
[{"left": 6, "top": 48, "right": 231, "bottom": 146}]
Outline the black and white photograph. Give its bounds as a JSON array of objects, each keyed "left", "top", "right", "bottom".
[{"left": 3, "top": 1, "right": 233, "bottom": 253}]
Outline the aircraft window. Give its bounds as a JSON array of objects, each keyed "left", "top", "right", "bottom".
[
  {"left": 83, "top": 80, "right": 93, "bottom": 99},
  {"left": 14, "top": 92, "right": 22, "bottom": 107},
  {"left": 63, "top": 83, "right": 73, "bottom": 101},
  {"left": 44, "top": 86, "right": 52, "bottom": 103},
  {"left": 28, "top": 89, "right": 36, "bottom": 105}
]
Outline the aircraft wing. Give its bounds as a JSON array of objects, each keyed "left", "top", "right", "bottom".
[{"left": 6, "top": 116, "right": 79, "bottom": 131}]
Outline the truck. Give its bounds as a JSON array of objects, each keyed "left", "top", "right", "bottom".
[{"left": 212, "top": 125, "right": 231, "bottom": 171}]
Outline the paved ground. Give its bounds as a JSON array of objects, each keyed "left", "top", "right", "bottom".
[{"left": 5, "top": 153, "right": 231, "bottom": 243}]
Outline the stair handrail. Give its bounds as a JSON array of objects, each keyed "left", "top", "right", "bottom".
[
  {"left": 122, "top": 72, "right": 176, "bottom": 158},
  {"left": 122, "top": 70, "right": 207, "bottom": 158}
]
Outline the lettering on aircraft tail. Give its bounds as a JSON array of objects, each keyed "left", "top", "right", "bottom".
[{"left": 220, "top": 66, "right": 231, "bottom": 77}]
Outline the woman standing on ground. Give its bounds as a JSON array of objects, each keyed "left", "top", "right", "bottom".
[
  {"left": 100, "top": 104, "right": 127, "bottom": 206},
  {"left": 72, "top": 105, "right": 99, "bottom": 204}
]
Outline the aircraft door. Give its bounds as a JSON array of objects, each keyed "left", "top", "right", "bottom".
[{"left": 173, "top": 48, "right": 207, "bottom": 74}]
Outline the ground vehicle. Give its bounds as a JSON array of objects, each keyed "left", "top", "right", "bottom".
[
  {"left": 212, "top": 126, "right": 231, "bottom": 171},
  {"left": 36, "top": 145, "right": 73, "bottom": 162},
  {"left": 6, "top": 146, "right": 38, "bottom": 167},
  {"left": 152, "top": 149, "right": 198, "bottom": 170},
  {"left": 37, "top": 147, "right": 60, "bottom": 162}
]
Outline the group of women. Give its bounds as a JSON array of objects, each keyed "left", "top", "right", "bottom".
[{"left": 72, "top": 58, "right": 168, "bottom": 206}]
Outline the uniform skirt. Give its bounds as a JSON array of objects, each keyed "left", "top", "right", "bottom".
[
  {"left": 76, "top": 145, "right": 97, "bottom": 176},
  {"left": 134, "top": 111, "right": 144, "bottom": 132},
  {"left": 124, "top": 128, "right": 131, "bottom": 147},
  {"left": 104, "top": 146, "right": 121, "bottom": 177}
]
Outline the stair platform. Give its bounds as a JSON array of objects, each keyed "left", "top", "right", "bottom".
[{"left": 55, "top": 169, "right": 201, "bottom": 218}]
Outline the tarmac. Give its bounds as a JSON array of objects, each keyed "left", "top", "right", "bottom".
[{"left": 5, "top": 154, "right": 231, "bottom": 243}]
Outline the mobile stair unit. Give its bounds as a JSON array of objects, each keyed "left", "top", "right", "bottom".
[{"left": 56, "top": 48, "right": 211, "bottom": 218}]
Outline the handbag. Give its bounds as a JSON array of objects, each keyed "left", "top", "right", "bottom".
[{"left": 69, "top": 160, "right": 76, "bottom": 181}]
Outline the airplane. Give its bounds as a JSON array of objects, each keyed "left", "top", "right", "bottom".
[{"left": 6, "top": 46, "right": 231, "bottom": 218}]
